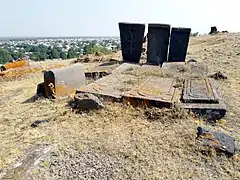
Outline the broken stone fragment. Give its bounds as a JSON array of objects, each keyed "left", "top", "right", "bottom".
[
  {"left": 31, "top": 120, "right": 48, "bottom": 128},
  {"left": 36, "top": 82, "right": 45, "bottom": 97},
  {"left": 208, "top": 71, "right": 228, "bottom": 80},
  {"left": 72, "top": 93, "right": 105, "bottom": 111},
  {"left": 186, "top": 59, "right": 197, "bottom": 64},
  {"left": 196, "top": 127, "right": 235, "bottom": 156}
]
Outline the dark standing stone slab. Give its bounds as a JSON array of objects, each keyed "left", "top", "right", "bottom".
[
  {"left": 119, "top": 22, "right": 145, "bottom": 63},
  {"left": 147, "top": 24, "right": 170, "bottom": 65},
  {"left": 209, "top": 26, "right": 218, "bottom": 34},
  {"left": 168, "top": 27, "right": 191, "bottom": 62}
]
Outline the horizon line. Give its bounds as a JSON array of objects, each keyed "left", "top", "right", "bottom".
[{"left": 0, "top": 35, "right": 120, "bottom": 39}]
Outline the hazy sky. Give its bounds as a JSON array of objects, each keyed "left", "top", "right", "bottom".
[{"left": 0, "top": 0, "right": 239, "bottom": 37}]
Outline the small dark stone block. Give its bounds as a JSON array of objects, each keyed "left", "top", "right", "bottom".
[
  {"left": 192, "top": 108, "right": 226, "bottom": 122},
  {"left": 31, "top": 120, "right": 48, "bottom": 128},
  {"left": 209, "top": 26, "right": 218, "bottom": 34},
  {"left": 208, "top": 71, "right": 228, "bottom": 80}
]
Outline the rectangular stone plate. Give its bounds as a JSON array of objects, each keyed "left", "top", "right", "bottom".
[
  {"left": 183, "top": 78, "right": 219, "bottom": 103},
  {"left": 77, "top": 73, "right": 138, "bottom": 100},
  {"left": 122, "top": 76, "right": 181, "bottom": 106}
]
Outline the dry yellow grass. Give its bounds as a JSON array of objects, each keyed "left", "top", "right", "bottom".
[{"left": 0, "top": 33, "right": 240, "bottom": 179}]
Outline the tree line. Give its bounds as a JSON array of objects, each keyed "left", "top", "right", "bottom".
[{"left": 0, "top": 43, "right": 112, "bottom": 64}]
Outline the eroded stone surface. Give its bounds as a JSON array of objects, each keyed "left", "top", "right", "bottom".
[
  {"left": 147, "top": 24, "right": 170, "bottom": 65},
  {"left": 72, "top": 93, "right": 105, "bottom": 111},
  {"left": 1, "top": 145, "right": 52, "bottom": 180},
  {"left": 196, "top": 127, "right": 235, "bottom": 156},
  {"left": 183, "top": 78, "right": 219, "bottom": 103},
  {"left": 119, "top": 22, "right": 145, "bottom": 63},
  {"left": 168, "top": 27, "right": 191, "bottom": 62}
]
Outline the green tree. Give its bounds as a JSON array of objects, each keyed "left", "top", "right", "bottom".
[
  {"left": 49, "top": 48, "right": 59, "bottom": 59},
  {"left": 11, "top": 51, "right": 25, "bottom": 60},
  {"left": 31, "top": 52, "right": 41, "bottom": 61},
  {"left": 67, "top": 48, "right": 77, "bottom": 59},
  {"left": 85, "top": 45, "right": 111, "bottom": 55},
  {"left": 0, "top": 49, "right": 13, "bottom": 64},
  {"left": 60, "top": 52, "right": 67, "bottom": 59}
]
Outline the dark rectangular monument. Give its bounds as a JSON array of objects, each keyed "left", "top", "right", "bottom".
[
  {"left": 119, "top": 22, "right": 145, "bottom": 63},
  {"left": 147, "top": 24, "right": 170, "bottom": 65},
  {"left": 168, "top": 27, "right": 191, "bottom": 62}
]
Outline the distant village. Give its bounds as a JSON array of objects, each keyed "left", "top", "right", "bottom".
[{"left": 0, "top": 37, "right": 121, "bottom": 64}]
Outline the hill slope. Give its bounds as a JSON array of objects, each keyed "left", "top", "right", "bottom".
[{"left": 0, "top": 33, "right": 239, "bottom": 180}]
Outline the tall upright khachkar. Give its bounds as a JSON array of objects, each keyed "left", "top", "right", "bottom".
[
  {"left": 118, "top": 22, "right": 191, "bottom": 65},
  {"left": 168, "top": 27, "right": 191, "bottom": 62},
  {"left": 119, "top": 22, "right": 145, "bottom": 63},
  {"left": 147, "top": 24, "right": 171, "bottom": 65}
]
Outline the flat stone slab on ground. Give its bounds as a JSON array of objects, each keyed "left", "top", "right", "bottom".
[
  {"left": 0, "top": 145, "right": 52, "bottom": 180},
  {"left": 77, "top": 73, "right": 138, "bottom": 100},
  {"left": 78, "top": 63, "right": 182, "bottom": 106},
  {"left": 183, "top": 78, "right": 219, "bottom": 103},
  {"left": 111, "top": 63, "right": 140, "bottom": 74},
  {"left": 84, "top": 61, "right": 122, "bottom": 75},
  {"left": 180, "top": 78, "right": 226, "bottom": 121},
  {"left": 162, "top": 62, "right": 209, "bottom": 76},
  {"left": 122, "top": 76, "right": 181, "bottom": 106}
]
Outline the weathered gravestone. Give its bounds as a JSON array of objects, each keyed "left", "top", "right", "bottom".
[
  {"left": 147, "top": 24, "right": 171, "bottom": 66},
  {"left": 183, "top": 78, "right": 219, "bottom": 103},
  {"left": 181, "top": 78, "right": 227, "bottom": 121},
  {"left": 168, "top": 27, "right": 191, "bottom": 62},
  {"left": 43, "top": 64, "right": 86, "bottom": 98},
  {"left": 119, "top": 22, "right": 145, "bottom": 63}
]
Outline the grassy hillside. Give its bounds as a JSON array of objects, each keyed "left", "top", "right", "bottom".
[{"left": 0, "top": 33, "right": 239, "bottom": 180}]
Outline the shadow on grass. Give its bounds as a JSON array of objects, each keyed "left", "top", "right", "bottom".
[{"left": 22, "top": 95, "right": 39, "bottom": 103}]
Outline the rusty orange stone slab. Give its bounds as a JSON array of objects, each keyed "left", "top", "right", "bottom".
[{"left": 1, "top": 59, "right": 28, "bottom": 71}]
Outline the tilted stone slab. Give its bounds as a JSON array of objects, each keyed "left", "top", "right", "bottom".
[
  {"left": 197, "top": 127, "right": 235, "bottom": 156},
  {"left": 122, "top": 76, "right": 181, "bottom": 107},
  {"left": 44, "top": 64, "right": 86, "bottom": 98},
  {"left": 77, "top": 73, "right": 138, "bottom": 101}
]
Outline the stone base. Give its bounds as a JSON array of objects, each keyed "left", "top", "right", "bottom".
[{"left": 179, "top": 99, "right": 227, "bottom": 122}]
